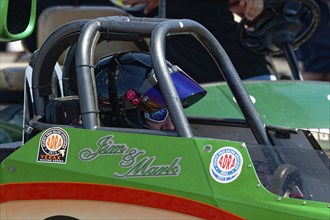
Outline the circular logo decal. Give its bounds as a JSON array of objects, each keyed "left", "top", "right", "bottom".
[
  {"left": 209, "top": 147, "right": 243, "bottom": 184},
  {"left": 38, "top": 127, "right": 69, "bottom": 163}
]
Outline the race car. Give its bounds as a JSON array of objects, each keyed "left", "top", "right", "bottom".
[{"left": 0, "top": 0, "right": 329, "bottom": 219}]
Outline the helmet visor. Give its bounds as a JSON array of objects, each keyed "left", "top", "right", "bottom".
[{"left": 141, "top": 66, "right": 206, "bottom": 112}]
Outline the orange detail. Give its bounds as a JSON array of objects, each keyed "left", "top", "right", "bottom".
[{"left": 0, "top": 182, "right": 244, "bottom": 220}]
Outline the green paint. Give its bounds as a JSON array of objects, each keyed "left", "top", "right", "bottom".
[
  {"left": 186, "top": 81, "right": 330, "bottom": 129},
  {"left": 1, "top": 128, "right": 329, "bottom": 219},
  {"left": 0, "top": 0, "right": 36, "bottom": 41}
]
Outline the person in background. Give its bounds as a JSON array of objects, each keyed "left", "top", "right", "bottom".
[
  {"left": 296, "top": 0, "right": 330, "bottom": 82},
  {"left": 122, "top": 0, "right": 275, "bottom": 83}
]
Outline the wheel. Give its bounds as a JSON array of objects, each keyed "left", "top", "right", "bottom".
[
  {"left": 267, "top": 164, "right": 304, "bottom": 198},
  {"left": 238, "top": 0, "right": 320, "bottom": 56},
  {"left": 45, "top": 215, "right": 78, "bottom": 220}
]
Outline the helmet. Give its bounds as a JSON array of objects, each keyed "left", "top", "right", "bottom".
[{"left": 95, "top": 51, "right": 206, "bottom": 128}]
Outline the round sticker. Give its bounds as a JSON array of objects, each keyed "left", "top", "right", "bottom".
[
  {"left": 209, "top": 147, "right": 243, "bottom": 184},
  {"left": 38, "top": 127, "right": 70, "bottom": 163}
]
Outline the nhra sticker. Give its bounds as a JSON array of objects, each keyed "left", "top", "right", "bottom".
[
  {"left": 37, "top": 127, "right": 70, "bottom": 164},
  {"left": 209, "top": 147, "right": 243, "bottom": 184}
]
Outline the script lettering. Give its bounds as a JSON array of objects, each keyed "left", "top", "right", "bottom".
[
  {"left": 78, "top": 135, "right": 182, "bottom": 178},
  {"left": 114, "top": 157, "right": 182, "bottom": 178},
  {"left": 79, "top": 135, "right": 128, "bottom": 161},
  {"left": 119, "top": 148, "right": 145, "bottom": 167}
]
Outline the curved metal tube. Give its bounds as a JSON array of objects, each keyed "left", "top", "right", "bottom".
[
  {"left": 151, "top": 22, "right": 193, "bottom": 138},
  {"left": 32, "top": 20, "right": 88, "bottom": 116},
  {"left": 151, "top": 19, "right": 270, "bottom": 144},
  {"left": 75, "top": 19, "right": 101, "bottom": 129},
  {"left": 75, "top": 16, "right": 167, "bottom": 130}
]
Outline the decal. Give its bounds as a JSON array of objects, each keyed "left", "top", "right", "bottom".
[
  {"left": 78, "top": 135, "right": 128, "bottom": 161},
  {"left": 79, "top": 135, "right": 182, "bottom": 178},
  {"left": 209, "top": 147, "right": 243, "bottom": 184},
  {"left": 37, "top": 127, "right": 70, "bottom": 164},
  {"left": 114, "top": 151, "right": 182, "bottom": 178}
]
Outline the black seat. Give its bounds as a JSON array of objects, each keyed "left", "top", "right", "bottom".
[{"left": 45, "top": 96, "right": 81, "bottom": 125}]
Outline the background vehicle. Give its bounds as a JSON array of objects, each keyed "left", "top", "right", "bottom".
[
  {"left": 0, "top": 105, "right": 23, "bottom": 143},
  {"left": 0, "top": 0, "right": 329, "bottom": 219}
]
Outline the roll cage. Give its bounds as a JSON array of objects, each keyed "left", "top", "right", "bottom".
[
  {"left": 27, "top": 16, "right": 268, "bottom": 142},
  {"left": 22, "top": 16, "right": 329, "bottom": 203}
]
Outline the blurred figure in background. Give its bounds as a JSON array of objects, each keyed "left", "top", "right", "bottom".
[
  {"left": 296, "top": 0, "right": 330, "bottom": 82},
  {"left": 122, "top": 0, "right": 275, "bottom": 83}
]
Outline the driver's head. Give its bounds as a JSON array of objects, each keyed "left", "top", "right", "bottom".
[{"left": 95, "top": 51, "right": 206, "bottom": 130}]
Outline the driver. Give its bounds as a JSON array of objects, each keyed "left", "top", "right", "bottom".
[{"left": 94, "top": 51, "right": 207, "bottom": 130}]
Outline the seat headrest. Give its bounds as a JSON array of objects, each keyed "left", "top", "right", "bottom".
[{"left": 45, "top": 96, "right": 80, "bottom": 125}]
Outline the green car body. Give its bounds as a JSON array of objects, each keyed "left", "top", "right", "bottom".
[
  {"left": 1, "top": 127, "right": 329, "bottom": 219},
  {"left": 0, "top": 79, "right": 329, "bottom": 219}
]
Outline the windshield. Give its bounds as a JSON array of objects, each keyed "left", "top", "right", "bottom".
[
  {"left": 310, "top": 130, "right": 330, "bottom": 154},
  {"left": 246, "top": 130, "right": 330, "bottom": 203}
]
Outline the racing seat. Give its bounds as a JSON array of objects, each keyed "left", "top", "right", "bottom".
[{"left": 45, "top": 96, "right": 81, "bottom": 125}]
